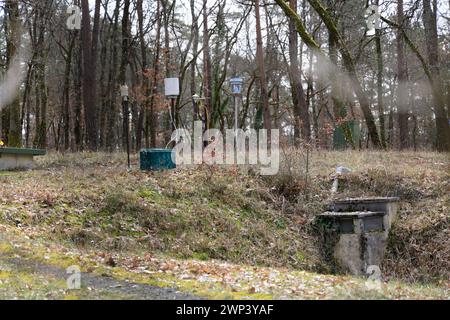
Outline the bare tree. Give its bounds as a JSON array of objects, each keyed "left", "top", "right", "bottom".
[
  {"left": 81, "top": 0, "right": 101, "bottom": 150},
  {"left": 397, "top": 0, "right": 409, "bottom": 150},
  {"left": 255, "top": 0, "right": 271, "bottom": 130},
  {"left": 423, "top": 0, "right": 450, "bottom": 151},
  {"left": 288, "top": 0, "right": 311, "bottom": 144}
]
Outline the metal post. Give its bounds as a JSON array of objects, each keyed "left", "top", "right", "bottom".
[
  {"left": 170, "top": 98, "right": 177, "bottom": 131},
  {"left": 123, "top": 98, "right": 131, "bottom": 169},
  {"left": 234, "top": 95, "right": 238, "bottom": 134}
]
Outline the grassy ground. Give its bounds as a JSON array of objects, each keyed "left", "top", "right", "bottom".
[
  {"left": 0, "top": 224, "right": 447, "bottom": 300},
  {"left": 0, "top": 150, "right": 448, "bottom": 299}
]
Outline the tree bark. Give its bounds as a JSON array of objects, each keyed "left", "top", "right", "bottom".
[
  {"left": 190, "top": 0, "right": 200, "bottom": 124},
  {"left": 288, "top": 0, "right": 310, "bottom": 144},
  {"left": 422, "top": 0, "right": 450, "bottom": 151},
  {"left": 255, "top": 0, "right": 271, "bottom": 130},
  {"left": 119, "top": 0, "right": 131, "bottom": 150},
  {"left": 148, "top": 0, "right": 161, "bottom": 147},
  {"left": 375, "top": 0, "right": 386, "bottom": 148},
  {"left": 81, "top": 0, "right": 101, "bottom": 150},
  {"left": 136, "top": 0, "right": 148, "bottom": 151},
  {"left": 396, "top": 0, "right": 409, "bottom": 150},
  {"left": 5, "top": 0, "right": 21, "bottom": 147},
  {"left": 62, "top": 34, "right": 76, "bottom": 151},
  {"left": 105, "top": 0, "right": 121, "bottom": 151},
  {"left": 202, "top": 0, "right": 213, "bottom": 129}
]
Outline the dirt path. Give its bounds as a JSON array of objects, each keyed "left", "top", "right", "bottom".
[{"left": 0, "top": 241, "right": 200, "bottom": 300}]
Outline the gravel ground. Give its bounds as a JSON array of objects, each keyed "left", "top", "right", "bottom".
[{"left": 0, "top": 253, "right": 201, "bottom": 300}]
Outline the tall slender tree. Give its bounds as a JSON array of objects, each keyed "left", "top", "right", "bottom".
[
  {"left": 81, "top": 0, "right": 101, "bottom": 151},
  {"left": 288, "top": 0, "right": 311, "bottom": 144},
  {"left": 255, "top": 0, "right": 271, "bottom": 130},
  {"left": 202, "top": 0, "right": 213, "bottom": 129},
  {"left": 423, "top": 0, "right": 450, "bottom": 151},
  {"left": 374, "top": 0, "right": 386, "bottom": 148},
  {"left": 396, "top": 0, "right": 409, "bottom": 150},
  {"left": 5, "top": 0, "right": 21, "bottom": 147}
]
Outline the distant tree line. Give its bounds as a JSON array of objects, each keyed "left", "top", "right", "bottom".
[{"left": 0, "top": 0, "right": 449, "bottom": 152}]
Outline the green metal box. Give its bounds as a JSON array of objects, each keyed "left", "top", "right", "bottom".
[
  {"left": 333, "top": 120, "right": 361, "bottom": 150},
  {"left": 140, "top": 149, "right": 176, "bottom": 171}
]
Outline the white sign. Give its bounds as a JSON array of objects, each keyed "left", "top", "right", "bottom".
[{"left": 164, "top": 78, "right": 180, "bottom": 97}]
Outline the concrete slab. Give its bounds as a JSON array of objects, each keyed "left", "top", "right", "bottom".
[{"left": 0, "top": 148, "right": 46, "bottom": 171}]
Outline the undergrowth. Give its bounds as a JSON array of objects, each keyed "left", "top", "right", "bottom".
[{"left": 0, "top": 150, "right": 448, "bottom": 285}]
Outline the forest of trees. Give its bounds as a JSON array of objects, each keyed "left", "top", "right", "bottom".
[{"left": 0, "top": 0, "right": 449, "bottom": 152}]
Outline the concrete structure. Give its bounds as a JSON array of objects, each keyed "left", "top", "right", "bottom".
[
  {"left": 318, "top": 197, "right": 400, "bottom": 276},
  {"left": 0, "top": 147, "right": 46, "bottom": 170},
  {"left": 332, "top": 197, "right": 400, "bottom": 231}
]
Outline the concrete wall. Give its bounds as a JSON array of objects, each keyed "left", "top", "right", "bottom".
[
  {"left": 0, "top": 153, "right": 34, "bottom": 170},
  {"left": 325, "top": 198, "right": 400, "bottom": 276},
  {"left": 333, "top": 218, "right": 388, "bottom": 276}
]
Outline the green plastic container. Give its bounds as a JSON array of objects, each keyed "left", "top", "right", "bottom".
[{"left": 140, "top": 149, "right": 176, "bottom": 171}]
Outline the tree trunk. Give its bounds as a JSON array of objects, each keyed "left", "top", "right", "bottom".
[
  {"left": 33, "top": 3, "right": 49, "bottom": 149},
  {"left": 288, "top": 0, "right": 310, "bottom": 144},
  {"left": 105, "top": 0, "right": 121, "bottom": 151},
  {"left": 119, "top": 0, "right": 131, "bottom": 150},
  {"left": 73, "top": 43, "right": 83, "bottom": 151},
  {"left": 147, "top": 0, "right": 161, "bottom": 148},
  {"left": 190, "top": 0, "right": 200, "bottom": 124},
  {"left": 81, "top": 0, "right": 100, "bottom": 150},
  {"left": 62, "top": 34, "right": 76, "bottom": 151},
  {"left": 5, "top": 0, "right": 21, "bottom": 147},
  {"left": 255, "top": 0, "right": 271, "bottom": 130},
  {"left": 375, "top": 0, "right": 386, "bottom": 149},
  {"left": 423, "top": 0, "right": 450, "bottom": 151},
  {"left": 202, "top": 0, "right": 213, "bottom": 129},
  {"left": 136, "top": 0, "right": 148, "bottom": 151},
  {"left": 397, "top": 0, "right": 409, "bottom": 150}
]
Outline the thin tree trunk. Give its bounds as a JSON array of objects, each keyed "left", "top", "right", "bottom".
[
  {"left": 288, "top": 0, "right": 310, "bottom": 145},
  {"left": 81, "top": 0, "right": 100, "bottom": 150},
  {"left": 202, "top": 0, "right": 213, "bottom": 129},
  {"left": 423, "top": 0, "right": 450, "bottom": 151},
  {"left": 147, "top": 0, "right": 161, "bottom": 148},
  {"left": 62, "top": 34, "right": 76, "bottom": 151},
  {"left": 397, "top": 0, "right": 409, "bottom": 150},
  {"left": 136, "top": 0, "right": 148, "bottom": 151},
  {"left": 119, "top": 0, "right": 131, "bottom": 150},
  {"left": 255, "top": 0, "right": 271, "bottom": 130},
  {"left": 105, "top": 0, "right": 121, "bottom": 151},
  {"left": 5, "top": 0, "right": 21, "bottom": 147},
  {"left": 190, "top": 0, "right": 199, "bottom": 124},
  {"left": 73, "top": 43, "right": 83, "bottom": 151},
  {"left": 33, "top": 3, "right": 48, "bottom": 149},
  {"left": 375, "top": 0, "right": 386, "bottom": 149}
]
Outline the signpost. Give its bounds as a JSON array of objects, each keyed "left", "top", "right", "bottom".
[
  {"left": 120, "top": 85, "right": 131, "bottom": 169},
  {"left": 164, "top": 78, "right": 180, "bottom": 131},
  {"left": 230, "top": 77, "right": 243, "bottom": 134}
]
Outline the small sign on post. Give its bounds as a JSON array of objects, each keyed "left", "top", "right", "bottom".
[
  {"left": 164, "top": 78, "right": 180, "bottom": 98},
  {"left": 230, "top": 77, "right": 243, "bottom": 96},
  {"left": 164, "top": 78, "right": 180, "bottom": 131}
]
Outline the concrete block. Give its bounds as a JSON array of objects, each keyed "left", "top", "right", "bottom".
[
  {"left": 318, "top": 197, "right": 399, "bottom": 276},
  {"left": 0, "top": 153, "right": 34, "bottom": 170}
]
